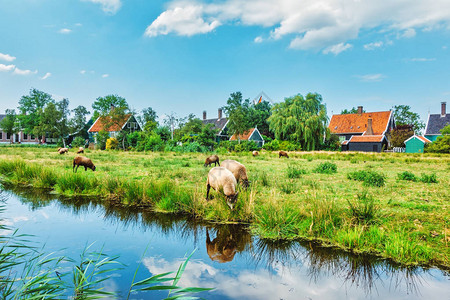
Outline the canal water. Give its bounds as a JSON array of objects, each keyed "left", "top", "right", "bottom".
[{"left": 0, "top": 187, "right": 448, "bottom": 299}]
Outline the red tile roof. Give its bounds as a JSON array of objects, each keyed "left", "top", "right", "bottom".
[
  {"left": 329, "top": 111, "right": 392, "bottom": 135},
  {"left": 88, "top": 114, "right": 132, "bottom": 133},
  {"left": 230, "top": 128, "right": 255, "bottom": 141},
  {"left": 417, "top": 136, "right": 431, "bottom": 143},
  {"left": 349, "top": 135, "right": 385, "bottom": 143}
]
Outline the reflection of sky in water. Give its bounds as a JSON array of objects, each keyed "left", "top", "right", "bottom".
[{"left": 1, "top": 189, "right": 448, "bottom": 300}]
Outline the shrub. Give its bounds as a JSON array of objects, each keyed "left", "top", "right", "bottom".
[
  {"left": 72, "top": 136, "right": 86, "bottom": 148},
  {"left": 287, "top": 165, "right": 307, "bottom": 178},
  {"left": 314, "top": 162, "right": 337, "bottom": 174},
  {"left": 397, "top": 171, "right": 417, "bottom": 181},
  {"left": 263, "top": 139, "right": 280, "bottom": 151},
  {"left": 347, "top": 170, "right": 385, "bottom": 187},
  {"left": 105, "top": 137, "right": 119, "bottom": 150},
  {"left": 420, "top": 173, "right": 438, "bottom": 183}
]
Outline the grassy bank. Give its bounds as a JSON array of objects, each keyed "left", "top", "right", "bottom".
[{"left": 0, "top": 146, "right": 448, "bottom": 268}]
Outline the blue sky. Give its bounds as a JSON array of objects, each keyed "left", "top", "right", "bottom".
[{"left": 0, "top": 0, "right": 449, "bottom": 122}]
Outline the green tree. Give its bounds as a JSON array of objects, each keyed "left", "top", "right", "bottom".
[
  {"left": 388, "top": 125, "right": 414, "bottom": 147},
  {"left": 393, "top": 105, "right": 425, "bottom": 132},
  {"left": 198, "top": 123, "right": 218, "bottom": 149},
  {"left": 39, "top": 99, "right": 72, "bottom": 147},
  {"left": 18, "top": 88, "right": 53, "bottom": 138},
  {"left": 92, "top": 94, "right": 129, "bottom": 119},
  {"left": 0, "top": 109, "right": 19, "bottom": 143},
  {"left": 425, "top": 124, "right": 450, "bottom": 153},
  {"left": 139, "top": 107, "right": 158, "bottom": 132},
  {"left": 70, "top": 105, "right": 90, "bottom": 138},
  {"left": 223, "top": 92, "right": 251, "bottom": 143},
  {"left": 248, "top": 101, "right": 272, "bottom": 137},
  {"left": 341, "top": 107, "right": 365, "bottom": 114},
  {"left": 268, "top": 93, "right": 328, "bottom": 151}
]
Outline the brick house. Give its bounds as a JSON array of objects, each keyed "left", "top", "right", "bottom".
[{"left": 0, "top": 114, "right": 40, "bottom": 144}]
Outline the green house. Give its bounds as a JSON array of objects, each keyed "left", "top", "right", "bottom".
[{"left": 404, "top": 135, "right": 431, "bottom": 153}]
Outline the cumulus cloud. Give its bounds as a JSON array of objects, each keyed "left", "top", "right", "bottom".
[
  {"left": 102, "top": 73, "right": 109, "bottom": 78},
  {"left": 144, "top": 0, "right": 450, "bottom": 51},
  {"left": 322, "top": 43, "right": 352, "bottom": 55},
  {"left": 59, "top": 28, "right": 72, "bottom": 34},
  {"left": 0, "top": 53, "right": 16, "bottom": 62},
  {"left": 13, "top": 67, "right": 38, "bottom": 75},
  {"left": 0, "top": 64, "right": 15, "bottom": 72},
  {"left": 40, "top": 72, "right": 52, "bottom": 80},
  {"left": 82, "top": 0, "right": 122, "bottom": 15},
  {"left": 80, "top": 70, "right": 86, "bottom": 74},
  {"left": 357, "top": 74, "right": 385, "bottom": 82}
]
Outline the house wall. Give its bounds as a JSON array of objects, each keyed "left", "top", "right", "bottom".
[
  {"left": 424, "top": 135, "right": 439, "bottom": 142},
  {"left": 348, "top": 141, "right": 386, "bottom": 152},
  {"left": 405, "top": 138, "right": 425, "bottom": 153},
  {"left": 0, "top": 130, "right": 39, "bottom": 144}
]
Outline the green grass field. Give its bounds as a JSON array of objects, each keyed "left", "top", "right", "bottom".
[{"left": 0, "top": 145, "right": 448, "bottom": 268}]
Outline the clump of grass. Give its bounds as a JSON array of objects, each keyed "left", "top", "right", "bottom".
[
  {"left": 254, "top": 201, "right": 302, "bottom": 239},
  {"left": 397, "top": 171, "right": 417, "bottom": 182},
  {"left": 257, "top": 171, "right": 270, "bottom": 187},
  {"left": 347, "top": 170, "right": 385, "bottom": 187},
  {"left": 347, "top": 191, "right": 378, "bottom": 224},
  {"left": 314, "top": 162, "right": 337, "bottom": 174},
  {"left": 56, "top": 173, "right": 98, "bottom": 194},
  {"left": 420, "top": 173, "right": 438, "bottom": 183},
  {"left": 287, "top": 165, "right": 307, "bottom": 178},
  {"left": 279, "top": 180, "right": 296, "bottom": 194}
]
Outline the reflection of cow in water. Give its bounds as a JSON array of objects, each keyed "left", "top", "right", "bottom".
[{"left": 205, "top": 226, "right": 251, "bottom": 263}]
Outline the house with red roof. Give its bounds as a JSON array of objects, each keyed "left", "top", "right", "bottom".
[
  {"left": 328, "top": 106, "right": 395, "bottom": 152},
  {"left": 88, "top": 113, "right": 141, "bottom": 142},
  {"left": 229, "top": 127, "right": 265, "bottom": 147}
]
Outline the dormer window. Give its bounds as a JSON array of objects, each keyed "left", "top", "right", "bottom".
[
  {"left": 350, "top": 126, "right": 353, "bottom": 129},
  {"left": 334, "top": 126, "right": 338, "bottom": 130}
]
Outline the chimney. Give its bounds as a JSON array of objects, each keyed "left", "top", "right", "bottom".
[
  {"left": 357, "top": 106, "right": 363, "bottom": 115},
  {"left": 366, "top": 118, "right": 374, "bottom": 135},
  {"left": 218, "top": 108, "right": 223, "bottom": 120},
  {"left": 441, "top": 102, "right": 447, "bottom": 117},
  {"left": 203, "top": 110, "right": 207, "bottom": 120}
]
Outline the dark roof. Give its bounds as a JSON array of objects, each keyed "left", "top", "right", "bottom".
[
  {"left": 202, "top": 118, "right": 228, "bottom": 133},
  {"left": 425, "top": 114, "right": 450, "bottom": 135}
]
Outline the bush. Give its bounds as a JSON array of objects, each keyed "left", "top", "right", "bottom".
[
  {"left": 105, "top": 137, "right": 119, "bottom": 150},
  {"left": 420, "top": 173, "right": 438, "bottom": 183},
  {"left": 314, "top": 162, "right": 337, "bottom": 174},
  {"left": 96, "top": 131, "right": 110, "bottom": 150},
  {"left": 263, "top": 139, "right": 279, "bottom": 151},
  {"left": 72, "top": 136, "right": 86, "bottom": 148},
  {"left": 263, "top": 140, "right": 300, "bottom": 151},
  {"left": 397, "top": 171, "right": 417, "bottom": 181},
  {"left": 425, "top": 135, "right": 450, "bottom": 153},
  {"left": 347, "top": 170, "right": 385, "bottom": 187}
]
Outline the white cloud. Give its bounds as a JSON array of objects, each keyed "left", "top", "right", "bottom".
[
  {"left": 410, "top": 58, "right": 436, "bottom": 62},
  {"left": 399, "top": 28, "right": 416, "bottom": 38},
  {"left": 82, "top": 0, "right": 122, "bottom": 15},
  {"left": 80, "top": 70, "right": 86, "bottom": 74},
  {"left": 75, "top": 23, "right": 83, "bottom": 26},
  {"left": 13, "top": 67, "right": 38, "bottom": 75},
  {"left": 322, "top": 42, "right": 352, "bottom": 55},
  {"left": 145, "top": 5, "right": 221, "bottom": 37},
  {"left": 102, "top": 74, "right": 109, "bottom": 78},
  {"left": 0, "top": 64, "right": 15, "bottom": 72},
  {"left": 254, "top": 36, "right": 263, "bottom": 43},
  {"left": 0, "top": 53, "right": 16, "bottom": 62},
  {"left": 145, "top": 0, "right": 450, "bottom": 51},
  {"left": 364, "top": 41, "right": 383, "bottom": 50},
  {"left": 357, "top": 73, "right": 385, "bottom": 82},
  {"left": 40, "top": 72, "right": 52, "bottom": 80},
  {"left": 59, "top": 28, "right": 72, "bottom": 34}
]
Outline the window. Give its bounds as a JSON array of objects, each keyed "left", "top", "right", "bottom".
[
  {"left": 6, "top": 133, "right": 11, "bottom": 140},
  {"left": 24, "top": 134, "right": 28, "bottom": 140},
  {"left": 31, "top": 134, "right": 35, "bottom": 139}
]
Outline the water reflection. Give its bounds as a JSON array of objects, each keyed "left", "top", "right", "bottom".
[
  {"left": 2, "top": 185, "right": 448, "bottom": 299},
  {"left": 206, "top": 225, "right": 252, "bottom": 263}
]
